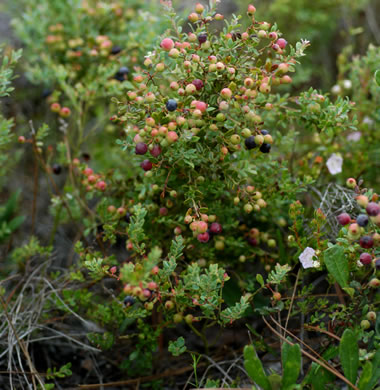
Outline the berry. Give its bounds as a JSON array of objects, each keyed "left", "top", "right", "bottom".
[
  {"left": 260, "top": 143, "right": 271, "bottom": 153},
  {"left": 261, "top": 129, "right": 269, "bottom": 135},
  {"left": 125, "top": 212, "right": 132, "bottom": 223},
  {"left": 366, "top": 202, "right": 380, "bottom": 216},
  {"left": 245, "top": 136, "right": 257, "bottom": 150},
  {"left": 374, "top": 258, "right": 380, "bottom": 270},
  {"left": 360, "top": 320, "right": 370, "bottom": 330},
  {"left": 197, "top": 232, "right": 210, "bottom": 243},
  {"left": 192, "top": 79, "right": 204, "bottom": 90},
  {"left": 337, "top": 213, "right": 351, "bottom": 225},
  {"left": 369, "top": 278, "right": 380, "bottom": 288},
  {"left": 195, "top": 3, "right": 204, "bottom": 13},
  {"left": 367, "top": 311, "right": 377, "bottom": 321},
  {"left": 161, "top": 38, "right": 175, "bottom": 51},
  {"left": 60, "top": 107, "right": 71, "bottom": 117},
  {"left": 141, "top": 160, "right": 153, "bottom": 171},
  {"left": 159, "top": 207, "right": 168, "bottom": 216},
  {"left": 210, "top": 222, "right": 222, "bottom": 234},
  {"left": 114, "top": 66, "right": 129, "bottom": 82},
  {"left": 52, "top": 164, "right": 62, "bottom": 175},
  {"left": 135, "top": 142, "right": 148, "bottom": 155},
  {"left": 111, "top": 45, "right": 122, "bottom": 55},
  {"left": 124, "top": 296, "right": 135, "bottom": 307},
  {"left": 273, "top": 292, "right": 282, "bottom": 301},
  {"left": 356, "top": 195, "right": 369, "bottom": 208},
  {"left": 198, "top": 33, "right": 207, "bottom": 44},
  {"left": 166, "top": 99, "right": 178, "bottom": 112},
  {"left": 359, "top": 253, "right": 372, "bottom": 265},
  {"left": 276, "top": 38, "right": 287, "bottom": 49},
  {"left": 360, "top": 236, "right": 374, "bottom": 249},
  {"left": 150, "top": 145, "right": 162, "bottom": 157},
  {"left": 346, "top": 178, "right": 357, "bottom": 188},
  {"left": 356, "top": 214, "right": 369, "bottom": 227},
  {"left": 248, "top": 237, "right": 258, "bottom": 246}
]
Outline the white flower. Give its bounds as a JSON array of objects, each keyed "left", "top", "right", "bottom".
[
  {"left": 299, "top": 247, "right": 316, "bottom": 269},
  {"left": 313, "top": 260, "right": 321, "bottom": 268},
  {"left": 326, "top": 153, "right": 343, "bottom": 175},
  {"left": 346, "top": 132, "right": 361, "bottom": 142},
  {"left": 363, "top": 116, "right": 374, "bottom": 126},
  {"left": 343, "top": 79, "right": 352, "bottom": 89},
  {"left": 357, "top": 260, "right": 364, "bottom": 268}
]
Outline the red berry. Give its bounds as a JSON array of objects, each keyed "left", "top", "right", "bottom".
[
  {"left": 135, "top": 142, "right": 148, "bottom": 155},
  {"left": 198, "top": 33, "right": 207, "bottom": 44},
  {"left": 360, "top": 236, "right": 374, "bottom": 249},
  {"left": 210, "top": 222, "right": 222, "bottom": 234},
  {"left": 360, "top": 253, "right": 372, "bottom": 265},
  {"left": 159, "top": 207, "right": 168, "bottom": 216},
  {"left": 248, "top": 237, "right": 258, "bottom": 246},
  {"left": 141, "top": 160, "right": 153, "bottom": 171},
  {"left": 161, "top": 38, "right": 175, "bottom": 51},
  {"left": 150, "top": 145, "right": 162, "bottom": 157},
  {"left": 276, "top": 38, "right": 287, "bottom": 49},
  {"left": 197, "top": 232, "right": 210, "bottom": 243},
  {"left": 366, "top": 202, "right": 380, "bottom": 216},
  {"left": 337, "top": 213, "right": 351, "bottom": 225}
]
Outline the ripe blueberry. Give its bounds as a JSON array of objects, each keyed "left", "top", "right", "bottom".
[
  {"left": 360, "top": 235, "right": 374, "bottom": 249},
  {"left": 261, "top": 129, "right": 269, "bottom": 135},
  {"left": 125, "top": 212, "right": 132, "bottom": 223},
  {"left": 337, "top": 213, "right": 351, "bottom": 225},
  {"left": 375, "top": 258, "right": 380, "bottom": 270},
  {"left": 115, "top": 66, "right": 129, "bottom": 82},
  {"left": 124, "top": 296, "right": 135, "bottom": 306},
  {"left": 166, "top": 99, "right": 178, "bottom": 112},
  {"left": 135, "top": 142, "right": 148, "bottom": 155},
  {"left": 356, "top": 214, "right": 369, "bottom": 227},
  {"left": 366, "top": 202, "right": 380, "bottom": 216},
  {"left": 210, "top": 222, "right": 222, "bottom": 234},
  {"left": 111, "top": 45, "right": 122, "bottom": 55},
  {"left": 245, "top": 136, "right": 257, "bottom": 150},
  {"left": 198, "top": 33, "right": 207, "bottom": 44},
  {"left": 260, "top": 143, "right": 271, "bottom": 153},
  {"left": 141, "top": 160, "right": 153, "bottom": 171},
  {"left": 52, "top": 164, "right": 62, "bottom": 175},
  {"left": 360, "top": 253, "right": 372, "bottom": 265}
]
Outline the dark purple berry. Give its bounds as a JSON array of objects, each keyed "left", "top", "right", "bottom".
[
  {"left": 135, "top": 142, "right": 148, "bottom": 155},
  {"left": 159, "top": 207, "right": 168, "bottom": 216},
  {"left": 166, "top": 99, "right": 177, "bottom": 112},
  {"left": 248, "top": 237, "right": 258, "bottom": 246},
  {"left": 360, "top": 235, "right": 374, "bottom": 249},
  {"left": 245, "top": 136, "right": 257, "bottom": 150},
  {"left": 210, "top": 222, "right": 222, "bottom": 234},
  {"left": 197, "top": 232, "right": 210, "bottom": 243},
  {"left": 124, "top": 296, "right": 135, "bottom": 306},
  {"left": 125, "top": 212, "right": 131, "bottom": 223},
  {"left": 375, "top": 258, "right": 380, "bottom": 270},
  {"left": 141, "top": 160, "right": 153, "bottom": 171},
  {"left": 198, "top": 33, "right": 207, "bottom": 44},
  {"left": 260, "top": 143, "right": 271, "bottom": 153},
  {"left": 356, "top": 214, "right": 369, "bottom": 227},
  {"left": 192, "top": 79, "right": 204, "bottom": 90},
  {"left": 337, "top": 213, "right": 351, "bottom": 225},
  {"left": 52, "top": 164, "right": 62, "bottom": 175},
  {"left": 42, "top": 89, "right": 52, "bottom": 98},
  {"left": 111, "top": 45, "right": 122, "bottom": 55},
  {"left": 150, "top": 145, "right": 162, "bottom": 157},
  {"left": 260, "top": 129, "right": 269, "bottom": 135},
  {"left": 115, "top": 66, "right": 129, "bottom": 82},
  {"left": 360, "top": 253, "right": 372, "bottom": 265},
  {"left": 366, "top": 202, "right": 380, "bottom": 216},
  {"left": 82, "top": 152, "right": 91, "bottom": 161}
]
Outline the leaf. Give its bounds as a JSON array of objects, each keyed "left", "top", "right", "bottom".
[
  {"left": 375, "top": 69, "right": 380, "bottom": 86},
  {"left": 364, "top": 349, "right": 380, "bottom": 390},
  {"left": 256, "top": 273, "right": 265, "bottom": 287},
  {"left": 357, "top": 361, "right": 372, "bottom": 390},
  {"left": 324, "top": 245, "right": 348, "bottom": 288},
  {"left": 282, "top": 342, "right": 301, "bottom": 389},
  {"left": 244, "top": 345, "right": 271, "bottom": 390},
  {"left": 168, "top": 337, "right": 187, "bottom": 356},
  {"left": 339, "top": 329, "right": 359, "bottom": 385}
]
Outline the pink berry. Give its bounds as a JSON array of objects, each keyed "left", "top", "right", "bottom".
[
  {"left": 337, "top": 213, "right": 351, "bottom": 225},
  {"left": 210, "top": 222, "right": 222, "bottom": 234},
  {"left": 221, "top": 88, "right": 232, "bottom": 99},
  {"left": 161, "top": 38, "right": 174, "bottom": 51},
  {"left": 150, "top": 145, "right": 162, "bottom": 157},
  {"left": 166, "top": 131, "right": 178, "bottom": 143},
  {"left": 360, "top": 253, "right": 372, "bottom": 265},
  {"left": 276, "top": 38, "right": 287, "bottom": 49},
  {"left": 195, "top": 101, "right": 207, "bottom": 112},
  {"left": 159, "top": 207, "right": 168, "bottom": 216},
  {"left": 192, "top": 79, "right": 204, "bottom": 90},
  {"left": 96, "top": 180, "right": 107, "bottom": 191},
  {"left": 197, "top": 232, "right": 210, "bottom": 243}
]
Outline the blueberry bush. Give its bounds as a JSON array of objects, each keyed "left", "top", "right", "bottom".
[{"left": 0, "top": 0, "right": 379, "bottom": 389}]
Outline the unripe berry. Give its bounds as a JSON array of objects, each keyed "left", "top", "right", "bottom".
[
  {"left": 155, "top": 63, "right": 165, "bottom": 72},
  {"left": 276, "top": 38, "right": 287, "bottom": 49},
  {"left": 230, "top": 134, "right": 241, "bottom": 144},
  {"left": 356, "top": 195, "right": 369, "bottom": 208},
  {"left": 195, "top": 3, "right": 204, "bottom": 13},
  {"left": 260, "top": 83, "right": 271, "bottom": 93},
  {"left": 221, "top": 88, "right": 232, "bottom": 99},
  {"left": 169, "top": 48, "right": 180, "bottom": 58},
  {"left": 247, "top": 4, "right": 256, "bottom": 14},
  {"left": 185, "top": 314, "right": 194, "bottom": 324},
  {"left": 281, "top": 75, "right": 292, "bottom": 84},
  {"left": 360, "top": 320, "right": 370, "bottom": 330},
  {"left": 186, "top": 84, "right": 197, "bottom": 95},
  {"left": 188, "top": 13, "right": 199, "bottom": 23},
  {"left": 367, "top": 311, "right": 376, "bottom": 321},
  {"left": 165, "top": 300, "right": 174, "bottom": 310},
  {"left": 346, "top": 177, "right": 357, "bottom": 188},
  {"left": 214, "top": 240, "right": 225, "bottom": 250},
  {"left": 173, "top": 313, "right": 183, "bottom": 323},
  {"left": 348, "top": 223, "right": 360, "bottom": 235},
  {"left": 244, "top": 203, "right": 253, "bottom": 213},
  {"left": 50, "top": 102, "right": 61, "bottom": 113},
  {"left": 369, "top": 278, "right": 380, "bottom": 288},
  {"left": 60, "top": 107, "right": 71, "bottom": 117},
  {"left": 273, "top": 292, "right": 281, "bottom": 301}
]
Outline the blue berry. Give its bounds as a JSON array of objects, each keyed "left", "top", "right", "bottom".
[
  {"left": 111, "top": 45, "right": 122, "bottom": 55},
  {"left": 245, "top": 136, "right": 257, "bottom": 150},
  {"left": 356, "top": 214, "right": 369, "bottom": 227},
  {"left": 166, "top": 99, "right": 178, "bottom": 112},
  {"left": 260, "top": 143, "right": 271, "bottom": 153},
  {"left": 114, "top": 66, "right": 129, "bottom": 82},
  {"left": 261, "top": 129, "right": 269, "bottom": 135},
  {"left": 124, "top": 296, "right": 135, "bottom": 306}
]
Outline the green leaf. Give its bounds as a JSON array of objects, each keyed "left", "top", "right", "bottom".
[
  {"left": 375, "top": 69, "right": 380, "bottom": 86},
  {"left": 168, "top": 337, "right": 187, "bottom": 356},
  {"left": 244, "top": 345, "right": 271, "bottom": 390},
  {"left": 256, "top": 274, "right": 265, "bottom": 287},
  {"left": 357, "top": 361, "right": 372, "bottom": 390},
  {"left": 324, "top": 245, "right": 348, "bottom": 288},
  {"left": 339, "top": 329, "right": 359, "bottom": 385},
  {"left": 282, "top": 342, "right": 301, "bottom": 389},
  {"left": 365, "top": 349, "right": 380, "bottom": 390}
]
